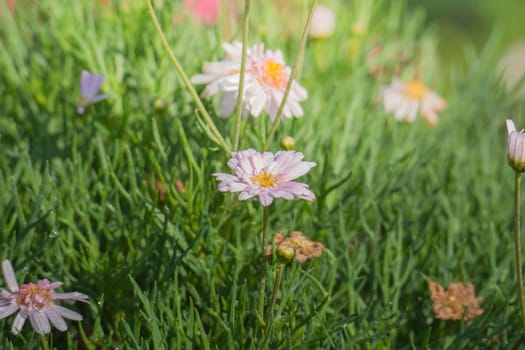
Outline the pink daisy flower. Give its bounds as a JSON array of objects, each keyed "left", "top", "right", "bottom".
[
  {"left": 381, "top": 78, "right": 446, "bottom": 126},
  {"left": 0, "top": 260, "right": 89, "bottom": 335},
  {"left": 213, "top": 149, "right": 316, "bottom": 206},
  {"left": 191, "top": 42, "right": 308, "bottom": 121}
]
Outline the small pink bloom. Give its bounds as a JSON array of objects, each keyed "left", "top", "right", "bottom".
[
  {"left": 183, "top": 0, "right": 219, "bottom": 25},
  {"left": 213, "top": 149, "right": 316, "bottom": 206},
  {"left": 0, "top": 260, "right": 89, "bottom": 335}
]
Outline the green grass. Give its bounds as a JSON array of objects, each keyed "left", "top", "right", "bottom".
[{"left": 1, "top": 0, "right": 525, "bottom": 348}]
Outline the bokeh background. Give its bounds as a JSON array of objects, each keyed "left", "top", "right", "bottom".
[{"left": 409, "top": 0, "right": 525, "bottom": 61}]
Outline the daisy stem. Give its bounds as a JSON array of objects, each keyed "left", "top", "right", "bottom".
[
  {"left": 262, "top": 263, "right": 285, "bottom": 339},
  {"left": 232, "top": 0, "right": 251, "bottom": 151},
  {"left": 514, "top": 171, "right": 525, "bottom": 333},
  {"left": 257, "top": 206, "right": 270, "bottom": 326},
  {"left": 263, "top": 0, "right": 317, "bottom": 151},
  {"left": 146, "top": 0, "right": 231, "bottom": 155},
  {"left": 40, "top": 335, "right": 50, "bottom": 350}
]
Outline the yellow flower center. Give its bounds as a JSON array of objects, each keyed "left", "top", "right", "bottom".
[
  {"left": 17, "top": 283, "right": 54, "bottom": 310},
  {"left": 251, "top": 171, "right": 278, "bottom": 187},
  {"left": 259, "top": 59, "right": 287, "bottom": 89},
  {"left": 403, "top": 80, "right": 428, "bottom": 99}
]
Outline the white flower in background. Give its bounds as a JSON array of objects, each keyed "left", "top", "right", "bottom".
[
  {"left": 191, "top": 42, "right": 308, "bottom": 121},
  {"left": 381, "top": 78, "right": 446, "bottom": 126},
  {"left": 309, "top": 5, "right": 336, "bottom": 39}
]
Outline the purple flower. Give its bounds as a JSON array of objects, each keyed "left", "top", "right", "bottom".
[
  {"left": 76, "top": 70, "right": 108, "bottom": 114},
  {"left": 0, "top": 260, "right": 89, "bottom": 335},
  {"left": 213, "top": 149, "right": 316, "bottom": 206}
]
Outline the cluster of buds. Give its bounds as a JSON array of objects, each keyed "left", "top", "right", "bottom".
[{"left": 265, "top": 231, "right": 324, "bottom": 264}]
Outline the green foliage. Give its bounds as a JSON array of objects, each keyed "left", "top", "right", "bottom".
[{"left": 1, "top": 0, "right": 524, "bottom": 348}]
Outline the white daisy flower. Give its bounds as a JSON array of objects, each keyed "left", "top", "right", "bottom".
[
  {"left": 381, "top": 78, "right": 446, "bottom": 126},
  {"left": 191, "top": 42, "right": 308, "bottom": 121}
]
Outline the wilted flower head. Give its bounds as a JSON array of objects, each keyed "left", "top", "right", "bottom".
[
  {"left": 0, "top": 260, "right": 89, "bottom": 335},
  {"left": 381, "top": 78, "right": 446, "bottom": 126},
  {"left": 76, "top": 70, "right": 108, "bottom": 114},
  {"left": 309, "top": 5, "right": 336, "bottom": 39},
  {"left": 265, "top": 231, "right": 324, "bottom": 263},
  {"left": 213, "top": 149, "right": 316, "bottom": 206},
  {"left": 428, "top": 278, "right": 483, "bottom": 321},
  {"left": 183, "top": 0, "right": 219, "bottom": 25},
  {"left": 191, "top": 42, "right": 308, "bottom": 120},
  {"left": 506, "top": 119, "right": 525, "bottom": 173}
]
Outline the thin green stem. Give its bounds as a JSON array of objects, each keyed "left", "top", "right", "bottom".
[
  {"left": 40, "top": 335, "right": 50, "bottom": 350},
  {"left": 263, "top": 0, "right": 318, "bottom": 151},
  {"left": 514, "top": 171, "right": 525, "bottom": 333},
  {"left": 262, "top": 263, "right": 285, "bottom": 338},
  {"left": 257, "top": 206, "right": 270, "bottom": 325},
  {"left": 232, "top": 0, "right": 251, "bottom": 151},
  {"left": 146, "top": 0, "right": 231, "bottom": 155}
]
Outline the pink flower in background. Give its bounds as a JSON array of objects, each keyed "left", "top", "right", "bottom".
[
  {"left": 76, "top": 70, "right": 108, "bottom": 114},
  {"left": 381, "top": 78, "right": 446, "bottom": 126},
  {"left": 184, "top": 0, "right": 220, "bottom": 25},
  {"left": 7, "top": 0, "right": 16, "bottom": 13},
  {"left": 0, "top": 260, "right": 89, "bottom": 335},
  {"left": 191, "top": 42, "right": 308, "bottom": 120},
  {"left": 213, "top": 149, "right": 316, "bottom": 206}
]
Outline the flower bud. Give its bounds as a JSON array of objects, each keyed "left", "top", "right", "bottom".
[
  {"left": 309, "top": 5, "right": 335, "bottom": 39},
  {"left": 276, "top": 243, "right": 295, "bottom": 262},
  {"left": 507, "top": 119, "right": 525, "bottom": 173},
  {"left": 153, "top": 98, "right": 168, "bottom": 112},
  {"left": 280, "top": 136, "right": 295, "bottom": 150}
]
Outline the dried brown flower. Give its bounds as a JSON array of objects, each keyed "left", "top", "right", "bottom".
[
  {"left": 265, "top": 231, "right": 324, "bottom": 264},
  {"left": 428, "top": 278, "right": 483, "bottom": 321}
]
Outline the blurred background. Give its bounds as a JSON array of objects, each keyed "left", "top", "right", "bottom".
[
  {"left": 408, "top": 0, "right": 525, "bottom": 97},
  {"left": 408, "top": 0, "right": 525, "bottom": 60}
]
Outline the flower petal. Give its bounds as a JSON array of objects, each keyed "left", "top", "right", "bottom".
[
  {"left": 53, "top": 305, "right": 83, "bottom": 321},
  {"left": 54, "top": 292, "right": 89, "bottom": 303},
  {"left": 0, "top": 304, "right": 19, "bottom": 319},
  {"left": 507, "top": 119, "right": 517, "bottom": 134},
  {"left": 11, "top": 312, "right": 26, "bottom": 335},
  {"left": 29, "top": 310, "right": 51, "bottom": 334},
  {"left": 2, "top": 260, "right": 19, "bottom": 292},
  {"left": 45, "top": 307, "right": 68, "bottom": 331}
]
